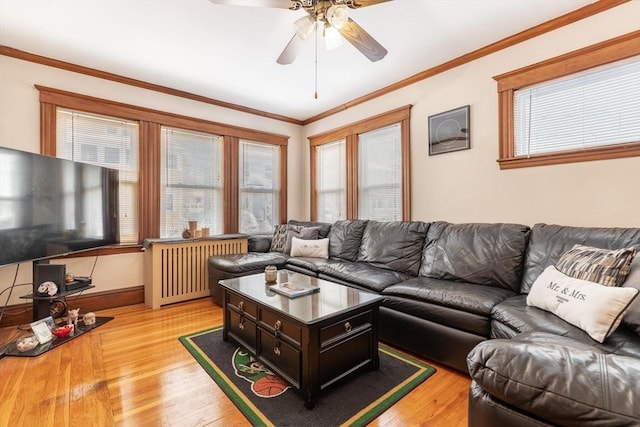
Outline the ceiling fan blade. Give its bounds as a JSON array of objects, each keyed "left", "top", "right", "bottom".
[
  {"left": 348, "top": 0, "right": 392, "bottom": 8},
  {"left": 208, "top": 0, "right": 295, "bottom": 9},
  {"left": 338, "top": 18, "right": 387, "bottom": 62},
  {"left": 277, "top": 34, "right": 309, "bottom": 65}
]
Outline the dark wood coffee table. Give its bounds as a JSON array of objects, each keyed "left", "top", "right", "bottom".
[{"left": 219, "top": 269, "right": 383, "bottom": 409}]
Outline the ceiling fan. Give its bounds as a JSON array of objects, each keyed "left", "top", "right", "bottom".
[{"left": 209, "top": 0, "right": 390, "bottom": 65}]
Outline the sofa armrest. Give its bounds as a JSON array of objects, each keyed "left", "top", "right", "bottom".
[
  {"left": 467, "top": 332, "right": 640, "bottom": 425},
  {"left": 248, "top": 234, "right": 272, "bottom": 252}
]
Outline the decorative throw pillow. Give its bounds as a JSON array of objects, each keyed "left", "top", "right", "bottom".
[
  {"left": 283, "top": 226, "right": 320, "bottom": 254},
  {"left": 290, "top": 237, "right": 329, "bottom": 259},
  {"left": 269, "top": 224, "right": 288, "bottom": 253},
  {"left": 527, "top": 265, "right": 638, "bottom": 342},
  {"left": 555, "top": 244, "right": 637, "bottom": 287}
]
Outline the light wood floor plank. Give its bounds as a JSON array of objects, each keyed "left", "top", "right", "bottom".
[{"left": 0, "top": 298, "right": 470, "bottom": 426}]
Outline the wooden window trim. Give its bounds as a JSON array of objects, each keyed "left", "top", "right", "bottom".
[
  {"left": 39, "top": 86, "right": 288, "bottom": 248},
  {"left": 494, "top": 31, "right": 640, "bottom": 170},
  {"left": 309, "top": 105, "right": 412, "bottom": 221}
]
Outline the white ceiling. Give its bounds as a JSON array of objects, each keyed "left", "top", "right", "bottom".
[{"left": 0, "top": 0, "right": 594, "bottom": 122}]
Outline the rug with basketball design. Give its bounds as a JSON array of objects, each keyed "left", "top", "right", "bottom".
[{"left": 179, "top": 326, "right": 436, "bottom": 426}]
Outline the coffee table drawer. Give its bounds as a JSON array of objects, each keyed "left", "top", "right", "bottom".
[
  {"left": 259, "top": 309, "right": 302, "bottom": 345},
  {"left": 227, "top": 292, "right": 258, "bottom": 319},
  {"left": 319, "top": 329, "right": 373, "bottom": 386},
  {"left": 259, "top": 329, "right": 301, "bottom": 386},
  {"left": 228, "top": 309, "right": 257, "bottom": 353},
  {"left": 320, "top": 310, "right": 373, "bottom": 345}
]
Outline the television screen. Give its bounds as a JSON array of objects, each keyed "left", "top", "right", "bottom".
[{"left": 0, "top": 146, "right": 119, "bottom": 266}]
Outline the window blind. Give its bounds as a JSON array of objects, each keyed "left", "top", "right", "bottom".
[
  {"left": 316, "top": 140, "right": 346, "bottom": 222},
  {"left": 160, "top": 127, "right": 223, "bottom": 238},
  {"left": 239, "top": 140, "right": 279, "bottom": 234},
  {"left": 358, "top": 124, "right": 402, "bottom": 221},
  {"left": 57, "top": 109, "right": 139, "bottom": 243},
  {"left": 514, "top": 57, "right": 640, "bottom": 157}
]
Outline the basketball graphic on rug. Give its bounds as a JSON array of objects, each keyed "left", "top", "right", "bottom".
[
  {"left": 253, "top": 375, "right": 289, "bottom": 397},
  {"left": 232, "top": 348, "right": 290, "bottom": 398}
]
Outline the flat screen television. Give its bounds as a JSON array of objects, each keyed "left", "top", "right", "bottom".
[{"left": 0, "top": 146, "right": 119, "bottom": 266}]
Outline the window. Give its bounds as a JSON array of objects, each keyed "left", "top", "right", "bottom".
[
  {"left": 239, "top": 140, "right": 280, "bottom": 234},
  {"left": 309, "top": 106, "right": 411, "bottom": 221},
  {"left": 358, "top": 124, "right": 402, "bottom": 221},
  {"left": 39, "top": 86, "right": 288, "bottom": 246},
  {"left": 316, "top": 140, "right": 346, "bottom": 223},
  {"left": 495, "top": 32, "right": 640, "bottom": 169},
  {"left": 160, "top": 127, "right": 223, "bottom": 238},
  {"left": 57, "top": 109, "right": 139, "bottom": 243},
  {"left": 514, "top": 58, "right": 640, "bottom": 157}
]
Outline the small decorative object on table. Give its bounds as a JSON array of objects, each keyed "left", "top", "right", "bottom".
[
  {"left": 65, "top": 272, "right": 75, "bottom": 283},
  {"left": 182, "top": 228, "right": 192, "bottom": 239},
  {"left": 16, "top": 335, "right": 39, "bottom": 352},
  {"left": 67, "top": 308, "right": 80, "bottom": 327},
  {"left": 264, "top": 265, "right": 278, "bottom": 283},
  {"left": 37, "top": 281, "right": 58, "bottom": 296},
  {"left": 83, "top": 312, "right": 96, "bottom": 326},
  {"left": 52, "top": 324, "right": 73, "bottom": 338}
]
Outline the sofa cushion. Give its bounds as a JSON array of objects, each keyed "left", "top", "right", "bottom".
[
  {"left": 467, "top": 332, "right": 640, "bottom": 425},
  {"left": 419, "top": 222, "right": 530, "bottom": 292},
  {"left": 285, "top": 257, "right": 334, "bottom": 276},
  {"left": 327, "top": 219, "right": 368, "bottom": 262},
  {"left": 357, "top": 220, "right": 429, "bottom": 276},
  {"left": 382, "top": 277, "right": 513, "bottom": 336},
  {"left": 521, "top": 224, "right": 640, "bottom": 293},
  {"left": 555, "top": 244, "right": 636, "bottom": 287},
  {"left": 623, "top": 254, "right": 640, "bottom": 335},
  {"left": 318, "top": 261, "right": 412, "bottom": 293},
  {"left": 527, "top": 266, "right": 638, "bottom": 343}
]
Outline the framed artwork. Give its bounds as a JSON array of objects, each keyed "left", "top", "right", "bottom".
[{"left": 428, "top": 105, "right": 470, "bottom": 155}]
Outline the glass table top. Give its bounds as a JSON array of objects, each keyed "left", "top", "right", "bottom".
[{"left": 219, "top": 270, "right": 383, "bottom": 325}]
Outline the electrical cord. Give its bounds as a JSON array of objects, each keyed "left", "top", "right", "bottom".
[{"left": 0, "top": 264, "right": 22, "bottom": 324}]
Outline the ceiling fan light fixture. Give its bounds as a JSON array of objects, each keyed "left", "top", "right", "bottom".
[
  {"left": 326, "top": 4, "right": 348, "bottom": 29},
  {"left": 323, "top": 24, "right": 343, "bottom": 50},
  {"left": 293, "top": 14, "right": 316, "bottom": 40}
]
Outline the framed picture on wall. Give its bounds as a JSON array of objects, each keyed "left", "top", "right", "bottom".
[{"left": 428, "top": 105, "right": 470, "bottom": 155}]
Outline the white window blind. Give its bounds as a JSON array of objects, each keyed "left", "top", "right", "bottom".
[
  {"left": 358, "top": 123, "right": 402, "bottom": 221},
  {"left": 57, "top": 109, "right": 139, "bottom": 243},
  {"left": 316, "top": 140, "right": 346, "bottom": 223},
  {"left": 239, "top": 140, "right": 280, "bottom": 234},
  {"left": 160, "top": 128, "right": 223, "bottom": 238},
  {"left": 514, "top": 57, "right": 640, "bottom": 157}
]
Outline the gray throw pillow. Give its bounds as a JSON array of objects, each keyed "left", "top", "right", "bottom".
[{"left": 283, "top": 225, "right": 320, "bottom": 255}]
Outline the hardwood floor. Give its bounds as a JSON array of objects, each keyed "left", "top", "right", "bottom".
[{"left": 0, "top": 299, "right": 470, "bottom": 426}]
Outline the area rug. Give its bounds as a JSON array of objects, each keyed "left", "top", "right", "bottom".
[{"left": 179, "top": 326, "right": 436, "bottom": 427}]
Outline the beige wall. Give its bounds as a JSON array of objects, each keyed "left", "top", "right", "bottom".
[
  {"left": 1, "top": 2, "right": 639, "bottom": 305},
  {"left": 0, "top": 56, "right": 304, "bottom": 304},
  {"left": 302, "top": 1, "right": 640, "bottom": 228}
]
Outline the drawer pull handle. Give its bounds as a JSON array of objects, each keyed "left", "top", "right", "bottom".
[
  {"left": 238, "top": 301, "right": 244, "bottom": 312},
  {"left": 274, "top": 340, "right": 281, "bottom": 356},
  {"left": 344, "top": 322, "right": 352, "bottom": 333},
  {"left": 239, "top": 318, "right": 245, "bottom": 330},
  {"left": 274, "top": 320, "right": 282, "bottom": 332}
]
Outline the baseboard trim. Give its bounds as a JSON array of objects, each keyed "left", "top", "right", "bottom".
[{"left": 0, "top": 285, "right": 145, "bottom": 328}]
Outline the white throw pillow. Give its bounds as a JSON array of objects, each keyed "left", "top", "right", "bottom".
[
  {"left": 290, "top": 237, "right": 329, "bottom": 259},
  {"left": 527, "top": 265, "right": 639, "bottom": 343}
]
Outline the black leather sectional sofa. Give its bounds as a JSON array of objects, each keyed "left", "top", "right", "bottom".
[{"left": 208, "top": 219, "right": 640, "bottom": 426}]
